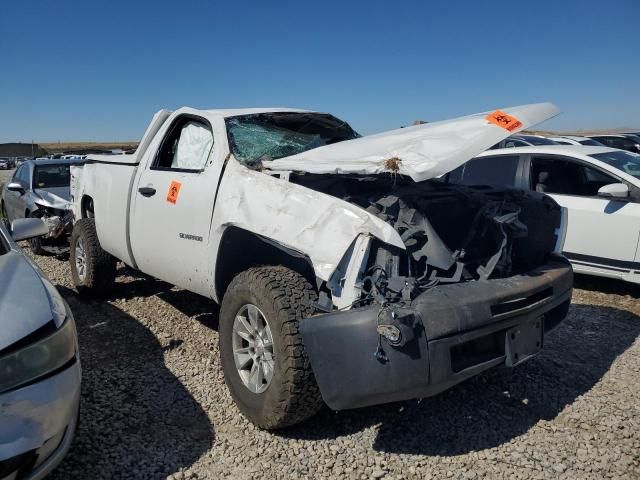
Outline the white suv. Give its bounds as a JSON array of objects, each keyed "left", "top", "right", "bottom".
[{"left": 448, "top": 145, "right": 640, "bottom": 284}]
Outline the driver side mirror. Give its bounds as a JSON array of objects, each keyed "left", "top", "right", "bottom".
[
  {"left": 7, "top": 182, "right": 25, "bottom": 194},
  {"left": 11, "top": 218, "right": 49, "bottom": 242},
  {"left": 597, "top": 183, "right": 629, "bottom": 199}
]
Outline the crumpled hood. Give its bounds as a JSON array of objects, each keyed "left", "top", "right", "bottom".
[
  {"left": 264, "top": 103, "right": 560, "bottom": 182},
  {"left": 34, "top": 187, "right": 71, "bottom": 209},
  {"left": 0, "top": 251, "right": 54, "bottom": 351}
]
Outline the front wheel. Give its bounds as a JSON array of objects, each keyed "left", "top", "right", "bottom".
[
  {"left": 70, "top": 218, "right": 117, "bottom": 297},
  {"left": 27, "top": 212, "right": 46, "bottom": 255},
  {"left": 219, "top": 266, "right": 324, "bottom": 429},
  {"left": 0, "top": 201, "right": 9, "bottom": 230}
]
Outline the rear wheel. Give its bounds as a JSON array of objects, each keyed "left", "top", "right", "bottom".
[
  {"left": 219, "top": 266, "right": 323, "bottom": 429},
  {"left": 70, "top": 218, "right": 117, "bottom": 297}
]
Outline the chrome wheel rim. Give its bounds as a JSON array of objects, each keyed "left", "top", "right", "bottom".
[
  {"left": 75, "top": 237, "right": 87, "bottom": 282},
  {"left": 232, "top": 304, "right": 274, "bottom": 394}
]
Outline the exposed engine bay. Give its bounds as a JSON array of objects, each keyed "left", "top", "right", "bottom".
[
  {"left": 30, "top": 205, "right": 74, "bottom": 253},
  {"left": 290, "top": 173, "right": 563, "bottom": 306}
]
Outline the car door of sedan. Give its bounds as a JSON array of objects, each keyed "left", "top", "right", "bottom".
[
  {"left": 4, "top": 165, "right": 30, "bottom": 221},
  {"left": 526, "top": 154, "right": 640, "bottom": 278}
]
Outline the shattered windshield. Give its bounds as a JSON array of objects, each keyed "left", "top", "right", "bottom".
[
  {"left": 590, "top": 151, "right": 640, "bottom": 180},
  {"left": 226, "top": 112, "right": 360, "bottom": 167}
]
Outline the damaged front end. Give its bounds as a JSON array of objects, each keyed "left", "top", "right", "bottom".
[
  {"left": 30, "top": 202, "right": 74, "bottom": 253},
  {"left": 295, "top": 174, "right": 573, "bottom": 410}
]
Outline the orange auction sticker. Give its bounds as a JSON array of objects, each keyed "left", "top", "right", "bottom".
[
  {"left": 486, "top": 110, "right": 523, "bottom": 132},
  {"left": 166, "top": 180, "right": 182, "bottom": 204}
]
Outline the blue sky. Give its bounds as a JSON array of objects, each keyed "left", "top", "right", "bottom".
[{"left": 1, "top": 0, "right": 639, "bottom": 142}]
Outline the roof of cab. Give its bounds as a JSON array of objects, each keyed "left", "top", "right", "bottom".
[{"left": 191, "top": 107, "right": 314, "bottom": 118}]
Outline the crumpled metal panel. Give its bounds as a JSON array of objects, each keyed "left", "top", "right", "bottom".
[
  {"left": 211, "top": 160, "right": 405, "bottom": 282},
  {"left": 33, "top": 187, "right": 71, "bottom": 210},
  {"left": 264, "top": 103, "right": 560, "bottom": 182}
]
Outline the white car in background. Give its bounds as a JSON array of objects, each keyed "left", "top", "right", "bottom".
[
  {"left": 446, "top": 145, "right": 640, "bottom": 284},
  {"left": 547, "top": 135, "right": 605, "bottom": 146},
  {"left": 489, "top": 134, "right": 559, "bottom": 149}
]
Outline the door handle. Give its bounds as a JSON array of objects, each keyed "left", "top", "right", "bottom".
[{"left": 138, "top": 187, "right": 156, "bottom": 197}]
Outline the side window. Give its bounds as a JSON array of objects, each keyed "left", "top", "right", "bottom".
[
  {"left": 531, "top": 157, "right": 619, "bottom": 196},
  {"left": 447, "top": 155, "right": 520, "bottom": 188},
  {"left": 153, "top": 117, "right": 213, "bottom": 171},
  {"left": 504, "top": 139, "right": 527, "bottom": 148},
  {"left": 16, "top": 165, "right": 30, "bottom": 186},
  {"left": 12, "top": 165, "right": 23, "bottom": 182},
  {"left": 608, "top": 137, "right": 629, "bottom": 149},
  {"left": 620, "top": 138, "right": 638, "bottom": 149}
]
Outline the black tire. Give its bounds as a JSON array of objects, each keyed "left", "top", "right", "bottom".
[
  {"left": 70, "top": 218, "right": 117, "bottom": 297},
  {"left": 219, "top": 266, "right": 323, "bottom": 429},
  {"left": 27, "top": 212, "right": 46, "bottom": 255},
  {"left": 0, "top": 201, "right": 9, "bottom": 230}
]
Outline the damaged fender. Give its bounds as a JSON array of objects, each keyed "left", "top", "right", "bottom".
[{"left": 210, "top": 159, "right": 405, "bottom": 283}]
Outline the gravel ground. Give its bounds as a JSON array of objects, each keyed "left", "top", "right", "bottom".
[
  {"left": 2, "top": 170, "right": 639, "bottom": 479},
  {"left": 32, "top": 252, "right": 640, "bottom": 480}
]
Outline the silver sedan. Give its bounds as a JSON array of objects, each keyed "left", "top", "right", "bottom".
[
  {"left": 0, "top": 218, "right": 81, "bottom": 479},
  {"left": 1, "top": 159, "right": 80, "bottom": 254}
]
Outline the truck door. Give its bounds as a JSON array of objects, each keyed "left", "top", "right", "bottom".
[{"left": 129, "top": 114, "right": 222, "bottom": 295}]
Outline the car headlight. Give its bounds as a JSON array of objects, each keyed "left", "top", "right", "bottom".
[{"left": 0, "top": 315, "right": 76, "bottom": 394}]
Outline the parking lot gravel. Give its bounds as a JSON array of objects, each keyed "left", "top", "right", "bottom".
[
  {"left": 2, "top": 171, "right": 639, "bottom": 479},
  {"left": 26, "top": 251, "right": 636, "bottom": 480}
]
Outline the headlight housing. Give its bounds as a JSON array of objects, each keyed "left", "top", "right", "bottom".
[{"left": 0, "top": 314, "right": 76, "bottom": 394}]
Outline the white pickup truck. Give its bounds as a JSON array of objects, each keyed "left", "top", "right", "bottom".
[{"left": 69, "top": 104, "right": 573, "bottom": 428}]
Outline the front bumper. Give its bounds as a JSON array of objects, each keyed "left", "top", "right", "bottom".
[
  {"left": 300, "top": 257, "right": 573, "bottom": 410},
  {"left": 0, "top": 356, "right": 81, "bottom": 480}
]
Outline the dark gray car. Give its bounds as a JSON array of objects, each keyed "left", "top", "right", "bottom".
[
  {"left": 587, "top": 134, "right": 640, "bottom": 154},
  {"left": 1, "top": 159, "right": 81, "bottom": 254},
  {"left": 0, "top": 218, "right": 81, "bottom": 479}
]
